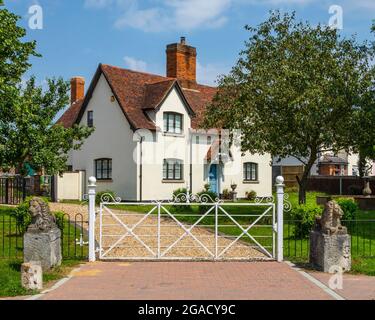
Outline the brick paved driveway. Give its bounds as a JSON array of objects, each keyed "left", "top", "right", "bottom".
[{"left": 39, "top": 261, "right": 333, "bottom": 300}]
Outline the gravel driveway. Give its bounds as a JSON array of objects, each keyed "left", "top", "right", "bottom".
[{"left": 49, "top": 202, "right": 269, "bottom": 260}]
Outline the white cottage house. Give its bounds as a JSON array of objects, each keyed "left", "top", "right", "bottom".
[{"left": 58, "top": 38, "right": 272, "bottom": 201}]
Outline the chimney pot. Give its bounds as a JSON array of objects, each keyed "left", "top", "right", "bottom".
[
  {"left": 70, "top": 77, "right": 85, "bottom": 104},
  {"left": 180, "top": 36, "right": 186, "bottom": 44}
]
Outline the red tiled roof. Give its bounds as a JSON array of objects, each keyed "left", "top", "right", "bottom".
[
  {"left": 56, "top": 99, "right": 83, "bottom": 128},
  {"left": 58, "top": 64, "right": 217, "bottom": 130},
  {"left": 142, "top": 79, "right": 176, "bottom": 110}
]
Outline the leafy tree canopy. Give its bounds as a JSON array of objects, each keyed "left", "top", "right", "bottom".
[
  {"left": 203, "top": 11, "right": 374, "bottom": 203},
  {"left": 0, "top": 8, "right": 92, "bottom": 175}
]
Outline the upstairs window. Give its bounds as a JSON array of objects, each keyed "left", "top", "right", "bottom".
[
  {"left": 163, "top": 159, "right": 183, "bottom": 181},
  {"left": 87, "top": 111, "right": 94, "bottom": 128},
  {"left": 244, "top": 162, "right": 258, "bottom": 181},
  {"left": 95, "top": 158, "right": 112, "bottom": 180},
  {"left": 163, "top": 112, "right": 183, "bottom": 134}
]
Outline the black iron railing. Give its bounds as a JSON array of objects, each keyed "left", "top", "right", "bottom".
[
  {"left": 284, "top": 219, "right": 375, "bottom": 261},
  {"left": 0, "top": 212, "right": 88, "bottom": 260}
]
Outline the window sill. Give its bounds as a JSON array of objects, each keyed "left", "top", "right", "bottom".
[
  {"left": 96, "top": 179, "right": 113, "bottom": 183},
  {"left": 162, "top": 132, "right": 185, "bottom": 138},
  {"left": 243, "top": 180, "right": 259, "bottom": 184},
  {"left": 162, "top": 179, "right": 185, "bottom": 184}
]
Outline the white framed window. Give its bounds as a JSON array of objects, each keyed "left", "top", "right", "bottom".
[
  {"left": 95, "top": 158, "right": 112, "bottom": 180},
  {"left": 244, "top": 162, "right": 258, "bottom": 181},
  {"left": 163, "top": 112, "right": 183, "bottom": 134},
  {"left": 163, "top": 159, "right": 183, "bottom": 180}
]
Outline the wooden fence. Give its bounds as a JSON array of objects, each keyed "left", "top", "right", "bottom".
[{"left": 306, "top": 176, "right": 375, "bottom": 195}]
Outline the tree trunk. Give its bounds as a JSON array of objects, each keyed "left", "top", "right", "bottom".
[{"left": 296, "top": 154, "right": 317, "bottom": 205}]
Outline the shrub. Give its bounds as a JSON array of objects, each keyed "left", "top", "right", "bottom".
[
  {"left": 172, "top": 188, "right": 192, "bottom": 212},
  {"left": 10, "top": 196, "right": 50, "bottom": 234},
  {"left": 245, "top": 190, "right": 257, "bottom": 201},
  {"left": 285, "top": 186, "right": 299, "bottom": 193},
  {"left": 222, "top": 189, "right": 231, "bottom": 200},
  {"left": 96, "top": 190, "right": 116, "bottom": 205},
  {"left": 336, "top": 198, "right": 358, "bottom": 220},
  {"left": 196, "top": 190, "right": 218, "bottom": 215},
  {"left": 53, "top": 211, "right": 66, "bottom": 232},
  {"left": 290, "top": 203, "right": 322, "bottom": 239}
]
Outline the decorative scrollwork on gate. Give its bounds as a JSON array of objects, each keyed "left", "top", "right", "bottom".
[
  {"left": 255, "top": 194, "right": 292, "bottom": 212},
  {"left": 100, "top": 193, "right": 122, "bottom": 203},
  {"left": 168, "top": 192, "right": 222, "bottom": 204}
]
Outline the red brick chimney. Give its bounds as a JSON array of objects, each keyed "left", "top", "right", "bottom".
[
  {"left": 70, "top": 77, "right": 85, "bottom": 104},
  {"left": 166, "top": 37, "right": 197, "bottom": 83}
]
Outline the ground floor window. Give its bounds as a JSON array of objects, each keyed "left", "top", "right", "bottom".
[
  {"left": 163, "top": 159, "right": 183, "bottom": 180},
  {"left": 244, "top": 162, "right": 258, "bottom": 181},
  {"left": 95, "top": 158, "right": 112, "bottom": 180}
]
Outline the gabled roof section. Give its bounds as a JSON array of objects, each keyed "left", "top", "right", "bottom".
[
  {"left": 142, "top": 79, "right": 176, "bottom": 110},
  {"left": 142, "top": 79, "right": 195, "bottom": 116},
  {"left": 56, "top": 99, "right": 83, "bottom": 128},
  {"left": 63, "top": 63, "right": 217, "bottom": 131}
]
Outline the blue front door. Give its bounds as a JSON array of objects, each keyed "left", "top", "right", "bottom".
[{"left": 209, "top": 164, "right": 218, "bottom": 195}]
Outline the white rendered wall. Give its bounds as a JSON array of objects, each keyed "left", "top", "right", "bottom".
[{"left": 71, "top": 74, "right": 138, "bottom": 200}]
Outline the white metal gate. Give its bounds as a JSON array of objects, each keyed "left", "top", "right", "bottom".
[{"left": 87, "top": 176, "right": 287, "bottom": 262}]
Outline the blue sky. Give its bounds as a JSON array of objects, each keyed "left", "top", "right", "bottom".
[{"left": 5, "top": 0, "right": 375, "bottom": 89}]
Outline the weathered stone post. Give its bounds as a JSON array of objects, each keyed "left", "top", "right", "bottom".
[
  {"left": 310, "top": 200, "right": 351, "bottom": 273},
  {"left": 23, "top": 197, "right": 62, "bottom": 271},
  {"left": 21, "top": 261, "right": 43, "bottom": 290},
  {"left": 88, "top": 177, "right": 97, "bottom": 262}
]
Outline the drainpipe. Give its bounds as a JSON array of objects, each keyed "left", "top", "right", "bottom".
[{"left": 189, "top": 130, "right": 193, "bottom": 194}]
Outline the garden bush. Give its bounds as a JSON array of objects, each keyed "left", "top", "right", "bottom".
[
  {"left": 10, "top": 196, "right": 50, "bottom": 234},
  {"left": 336, "top": 198, "right": 358, "bottom": 220},
  {"left": 290, "top": 203, "right": 321, "bottom": 239},
  {"left": 222, "top": 188, "right": 231, "bottom": 200},
  {"left": 53, "top": 211, "right": 67, "bottom": 232},
  {"left": 172, "top": 188, "right": 192, "bottom": 212},
  {"left": 95, "top": 190, "right": 117, "bottom": 205},
  {"left": 196, "top": 189, "right": 218, "bottom": 215},
  {"left": 245, "top": 190, "right": 257, "bottom": 201}
]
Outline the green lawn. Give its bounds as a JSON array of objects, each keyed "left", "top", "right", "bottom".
[
  {"left": 0, "top": 259, "right": 82, "bottom": 297},
  {"left": 0, "top": 206, "right": 88, "bottom": 260},
  {"left": 0, "top": 205, "right": 87, "bottom": 298}
]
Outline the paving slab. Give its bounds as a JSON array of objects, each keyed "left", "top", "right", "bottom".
[
  {"left": 307, "top": 271, "right": 375, "bottom": 300},
  {"left": 38, "top": 261, "right": 334, "bottom": 300}
]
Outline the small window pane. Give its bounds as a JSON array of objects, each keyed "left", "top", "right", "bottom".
[
  {"left": 95, "top": 159, "right": 112, "bottom": 180},
  {"left": 244, "top": 162, "right": 258, "bottom": 181},
  {"left": 175, "top": 115, "right": 182, "bottom": 134},
  {"left": 88, "top": 111, "right": 94, "bottom": 127}
]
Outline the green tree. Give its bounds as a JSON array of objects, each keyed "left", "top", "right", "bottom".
[
  {"left": 0, "top": 8, "right": 92, "bottom": 175},
  {"left": 203, "top": 11, "right": 373, "bottom": 204}
]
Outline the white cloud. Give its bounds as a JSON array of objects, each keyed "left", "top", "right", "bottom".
[
  {"left": 123, "top": 56, "right": 148, "bottom": 72},
  {"left": 85, "top": 0, "right": 232, "bottom": 32}
]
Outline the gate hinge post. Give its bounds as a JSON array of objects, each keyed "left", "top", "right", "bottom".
[
  {"left": 88, "top": 176, "right": 97, "bottom": 262},
  {"left": 275, "top": 176, "right": 285, "bottom": 262}
]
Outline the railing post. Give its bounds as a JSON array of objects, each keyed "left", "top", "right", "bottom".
[
  {"left": 275, "top": 176, "right": 285, "bottom": 262},
  {"left": 88, "top": 176, "right": 97, "bottom": 262}
]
